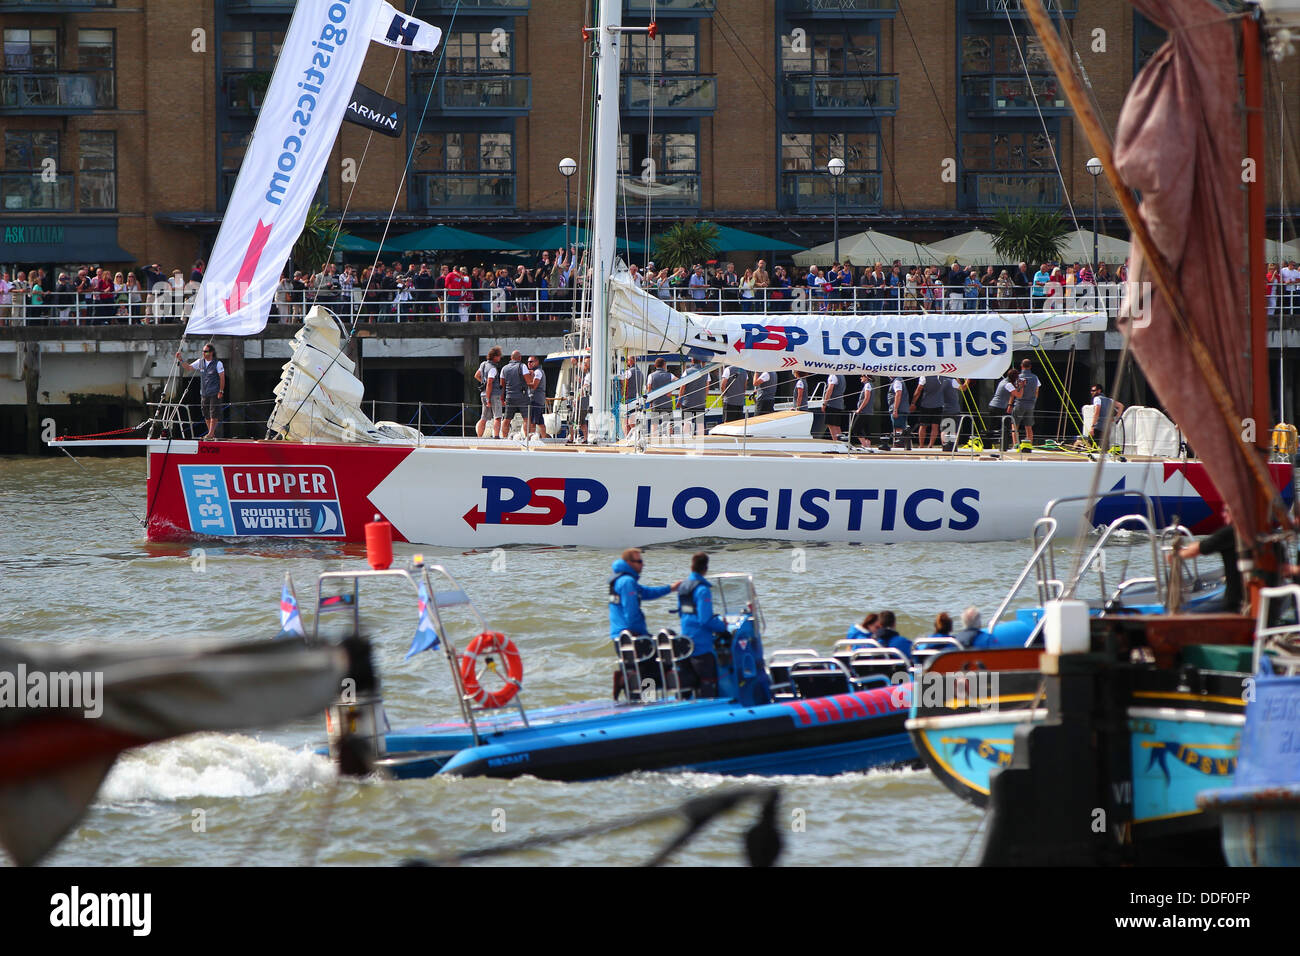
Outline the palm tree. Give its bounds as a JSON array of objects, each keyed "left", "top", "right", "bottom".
[
  {"left": 989, "top": 208, "right": 1068, "bottom": 266},
  {"left": 652, "top": 219, "right": 720, "bottom": 271},
  {"left": 292, "top": 204, "right": 341, "bottom": 276}
]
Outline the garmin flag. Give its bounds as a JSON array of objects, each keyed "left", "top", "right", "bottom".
[
  {"left": 345, "top": 82, "right": 403, "bottom": 137},
  {"left": 372, "top": 2, "right": 443, "bottom": 53}
]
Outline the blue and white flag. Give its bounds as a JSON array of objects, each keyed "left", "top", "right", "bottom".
[
  {"left": 277, "top": 574, "right": 305, "bottom": 639},
  {"left": 372, "top": 2, "right": 443, "bottom": 54},
  {"left": 405, "top": 580, "right": 442, "bottom": 659}
]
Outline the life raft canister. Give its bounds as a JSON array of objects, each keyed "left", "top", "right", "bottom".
[
  {"left": 1272, "top": 422, "right": 1297, "bottom": 456},
  {"left": 460, "top": 631, "right": 524, "bottom": 709}
]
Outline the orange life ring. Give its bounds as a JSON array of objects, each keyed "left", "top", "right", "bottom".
[{"left": 460, "top": 631, "right": 523, "bottom": 709}]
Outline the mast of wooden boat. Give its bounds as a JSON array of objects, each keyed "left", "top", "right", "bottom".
[
  {"left": 588, "top": 0, "right": 623, "bottom": 442},
  {"left": 1243, "top": 11, "right": 1273, "bottom": 552}
]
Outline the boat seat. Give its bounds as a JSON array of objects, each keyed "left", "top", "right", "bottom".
[
  {"left": 831, "top": 638, "right": 881, "bottom": 672},
  {"left": 614, "top": 631, "right": 665, "bottom": 703},
  {"left": 912, "top": 637, "right": 963, "bottom": 669},
  {"left": 849, "top": 647, "right": 910, "bottom": 681},
  {"left": 768, "top": 649, "right": 821, "bottom": 699},
  {"left": 789, "top": 658, "right": 853, "bottom": 699},
  {"left": 655, "top": 628, "right": 685, "bottom": 699}
]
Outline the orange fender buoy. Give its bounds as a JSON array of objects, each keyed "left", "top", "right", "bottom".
[{"left": 460, "top": 631, "right": 523, "bottom": 709}]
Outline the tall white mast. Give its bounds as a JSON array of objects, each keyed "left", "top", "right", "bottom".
[{"left": 588, "top": 0, "right": 622, "bottom": 442}]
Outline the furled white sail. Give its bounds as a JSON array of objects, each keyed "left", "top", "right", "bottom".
[
  {"left": 267, "top": 307, "right": 419, "bottom": 443},
  {"left": 606, "top": 269, "right": 1104, "bottom": 380}
]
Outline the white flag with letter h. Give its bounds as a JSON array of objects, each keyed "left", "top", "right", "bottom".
[{"left": 372, "top": 2, "right": 443, "bottom": 53}]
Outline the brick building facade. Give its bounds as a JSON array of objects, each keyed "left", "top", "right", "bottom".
[{"left": 1, "top": 0, "right": 1295, "bottom": 272}]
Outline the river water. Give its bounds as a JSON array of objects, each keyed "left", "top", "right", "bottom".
[{"left": 1, "top": 454, "right": 1155, "bottom": 867}]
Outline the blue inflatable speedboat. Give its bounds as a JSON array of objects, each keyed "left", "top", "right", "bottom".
[{"left": 297, "top": 561, "right": 918, "bottom": 781}]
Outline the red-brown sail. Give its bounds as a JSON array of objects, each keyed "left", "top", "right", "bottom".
[{"left": 1113, "top": 0, "right": 1264, "bottom": 543}]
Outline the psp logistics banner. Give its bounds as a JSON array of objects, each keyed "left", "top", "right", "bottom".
[
  {"left": 187, "top": 0, "right": 442, "bottom": 336},
  {"left": 716, "top": 314, "right": 1016, "bottom": 378}
]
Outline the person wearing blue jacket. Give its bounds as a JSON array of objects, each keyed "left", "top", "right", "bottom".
[
  {"left": 676, "top": 552, "right": 728, "bottom": 698},
  {"left": 608, "top": 548, "right": 679, "bottom": 641},
  {"left": 849, "top": 609, "right": 913, "bottom": 661}
]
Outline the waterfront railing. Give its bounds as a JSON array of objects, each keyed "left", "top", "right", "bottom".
[{"left": 6, "top": 283, "right": 1300, "bottom": 326}]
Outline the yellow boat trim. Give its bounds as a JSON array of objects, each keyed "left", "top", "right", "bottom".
[
  {"left": 938, "top": 693, "right": 1037, "bottom": 710},
  {"left": 1134, "top": 807, "right": 1203, "bottom": 825},
  {"left": 1132, "top": 691, "right": 1245, "bottom": 708}
]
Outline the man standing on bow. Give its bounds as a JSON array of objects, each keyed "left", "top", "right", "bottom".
[{"left": 174, "top": 344, "right": 226, "bottom": 440}]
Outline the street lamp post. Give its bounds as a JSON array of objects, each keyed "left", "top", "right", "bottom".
[
  {"left": 559, "top": 156, "right": 577, "bottom": 255},
  {"left": 1086, "top": 156, "right": 1103, "bottom": 275},
  {"left": 828, "top": 157, "right": 845, "bottom": 264}
]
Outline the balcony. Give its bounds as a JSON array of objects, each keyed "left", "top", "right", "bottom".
[
  {"left": 967, "top": 0, "right": 1077, "bottom": 17},
  {"left": 620, "top": 75, "right": 716, "bottom": 115},
  {"left": 1, "top": 171, "right": 75, "bottom": 211},
  {"left": 617, "top": 172, "right": 699, "bottom": 210},
  {"left": 783, "top": 74, "right": 898, "bottom": 115},
  {"left": 411, "top": 74, "right": 531, "bottom": 114},
  {"left": 413, "top": 172, "right": 516, "bottom": 211},
  {"left": 783, "top": 0, "right": 897, "bottom": 18},
  {"left": 963, "top": 75, "right": 1069, "bottom": 114},
  {"left": 415, "top": 0, "right": 529, "bottom": 12},
  {"left": 626, "top": 0, "right": 713, "bottom": 15},
  {"left": 781, "top": 171, "right": 882, "bottom": 211},
  {"left": 0, "top": 71, "right": 114, "bottom": 113},
  {"left": 0, "top": 0, "right": 113, "bottom": 8},
  {"left": 966, "top": 172, "right": 1062, "bottom": 210}
]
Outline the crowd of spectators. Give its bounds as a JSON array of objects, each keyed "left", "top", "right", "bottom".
[
  {"left": 627, "top": 257, "right": 1132, "bottom": 315},
  {"left": 0, "top": 262, "right": 199, "bottom": 324},
  {"left": 6, "top": 251, "right": 1299, "bottom": 325},
  {"left": 286, "top": 247, "right": 581, "bottom": 323}
]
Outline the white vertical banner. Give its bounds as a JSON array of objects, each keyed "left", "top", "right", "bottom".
[{"left": 187, "top": 0, "right": 382, "bottom": 336}]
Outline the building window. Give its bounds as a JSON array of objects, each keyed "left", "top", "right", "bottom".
[
  {"left": 78, "top": 29, "right": 114, "bottom": 70},
  {"left": 1134, "top": 13, "right": 1165, "bottom": 72},
  {"left": 961, "top": 130, "right": 1054, "bottom": 171},
  {"left": 417, "top": 131, "right": 514, "bottom": 171},
  {"left": 622, "top": 33, "right": 696, "bottom": 73},
  {"left": 79, "top": 130, "right": 115, "bottom": 210},
  {"left": 3, "top": 28, "right": 59, "bottom": 71},
  {"left": 619, "top": 130, "right": 697, "bottom": 174},
  {"left": 222, "top": 31, "right": 283, "bottom": 111},
  {"left": 222, "top": 31, "right": 282, "bottom": 71},
  {"left": 961, "top": 33, "right": 1049, "bottom": 74},
  {"left": 427, "top": 30, "right": 513, "bottom": 73},
  {"left": 780, "top": 31, "right": 878, "bottom": 74},
  {"left": 961, "top": 129, "right": 1061, "bottom": 208},
  {"left": 412, "top": 130, "right": 515, "bottom": 209},
  {"left": 618, "top": 129, "right": 699, "bottom": 207},
  {"left": 781, "top": 131, "right": 877, "bottom": 171},
  {"left": 219, "top": 129, "right": 250, "bottom": 203},
  {"left": 780, "top": 130, "right": 881, "bottom": 210},
  {"left": 3, "top": 130, "right": 68, "bottom": 210},
  {"left": 5, "top": 129, "right": 59, "bottom": 169},
  {"left": 76, "top": 29, "right": 115, "bottom": 108}
]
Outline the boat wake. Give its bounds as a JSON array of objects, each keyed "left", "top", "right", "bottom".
[
  {"left": 98, "top": 733, "right": 334, "bottom": 804},
  {"left": 650, "top": 764, "right": 931, "bottom": 790}
]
